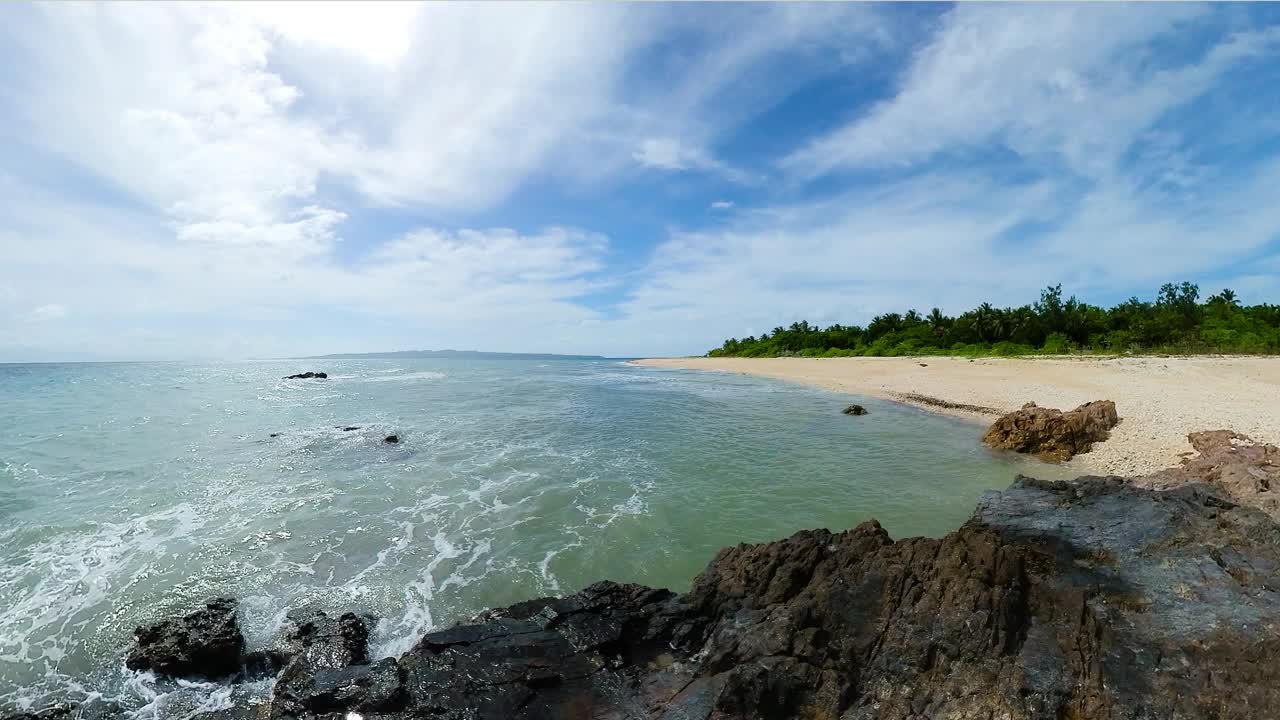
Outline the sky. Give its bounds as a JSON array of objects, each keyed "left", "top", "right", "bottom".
[{"left": 2, "top": 2, "right": 1279, "bottom": 361}]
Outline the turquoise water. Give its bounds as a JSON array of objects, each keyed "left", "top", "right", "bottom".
[{"left": 0, "top": 359, "right": 1071, "bottom": 713}]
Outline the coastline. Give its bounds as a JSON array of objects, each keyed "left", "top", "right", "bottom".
[{"left": 634, "top": 355, "right": 1280, "bottom": 476}]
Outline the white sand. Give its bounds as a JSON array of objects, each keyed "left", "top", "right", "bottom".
[{"left": 634, "top": 356, "right": 1280, "bottom": 476}]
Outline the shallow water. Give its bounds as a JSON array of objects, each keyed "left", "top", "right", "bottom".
[{"left": 0, "top": 358, "right": 1074, "bottom": 714}]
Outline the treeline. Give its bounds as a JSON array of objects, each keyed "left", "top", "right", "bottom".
[{"left": 708, "top": 283, "right": 1280, "bottom": 358}]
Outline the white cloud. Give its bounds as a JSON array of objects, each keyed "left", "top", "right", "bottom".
[
  {"left": 782, "top": 4, "right": 1280, "bottom": 181},
  {"left": 0, "top": 3, "right": 1277, "bottom": 360},
  {"left": 25, "top": 305, "right": 68, "bottom": 323},
  {"left": 633, "top": 138, "right": 756, "bottom": 184}
]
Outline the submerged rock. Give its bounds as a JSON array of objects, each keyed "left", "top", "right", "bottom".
[
  {"left": 383, "top": 434, "right": 399, "bottom": 444},
  {"left": 283, "top": 372, "right": 327, "bottom": 380},
  {"left": 982, "top": 399, "right": 1119, "bottom": 461},
  {"left": 125, "top": 598, "right": 244, "bottom": 679},
  {"left": 337, "top": 426, "right": 361, "bottom": 432},
  {"left": 842, "top": 404, "right": 868, "bottom": 416}
]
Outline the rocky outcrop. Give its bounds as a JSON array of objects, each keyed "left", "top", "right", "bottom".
[
  {"left": 842, "top": 404, "right": 868, "bottom": 416},
  {"left": 383, "top": 434, "right": 400, "bottom": 444},
  {"left": 1136, "top": 430, "right": 1280, "bottom": 519},
  {"left": 982, "top": 399, "right": 1119, "bottom": 461},
  {"left": 283, "top": 372, "right": 327, "bottom": 380},
  {"left": 154, "top": 442, "right": 1280, "bottom": 718},
  {"left": 125, "top": 598, "right": 244, "bottom": 678}
]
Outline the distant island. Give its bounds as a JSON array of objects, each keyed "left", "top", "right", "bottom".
[
  {"left": 297, "top": 349, "right": 609, "bottom": 361},
  {"left": 709, "top": 282, "right": 1280, "bottom": 357}
]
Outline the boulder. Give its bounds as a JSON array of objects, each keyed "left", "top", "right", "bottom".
[
  {"left": 269, "top": 610, "right": 381, "bottom": 717},
  {"left": 383, "top": 435, "right": 400, "bottom": 444},
  {"left": 842, "top": 404, "right": 868, "bottom": 416},
  {"left": 125, "top": 598, "right": 244, "bottom": 678},
  {"left": 283, "top": 372, "right": 327, "bottom": 380},
  {"left": 981, "top": 399, "right": 1119, "bottom": 461}
]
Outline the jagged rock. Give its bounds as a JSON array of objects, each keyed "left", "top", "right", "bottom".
[
  {"left": 842, "top": 404, "right": 868, "bottom": 416},
  {"left": 283, "top": 372, "right": 327, "bottom": 380},
  {"left": 982, "top": 399, "right": 1119, "bottom": 461},
  {"left": 227, "top": 466, "right": 1280, "bottom": 719},
  {"left": 1136, "top": 430, "right": 1280, "bottom": 518},
  {"left": 0, "top": 702, "right": 119, "bottom": 720},
  {"left": 275, "top": 609, "right": 373, "bottom": 668},
  {"left": 125, "top": 598, "right": 244, "bottom": 678},
  {"left": 395, "top": 581, "right": 703, "bottom": 719},
  {"left": 270, "top": 610, "right": 380, "bottom": 717},
  {"left": 383, "top": 434, "right": 399, "bottom": 444}
]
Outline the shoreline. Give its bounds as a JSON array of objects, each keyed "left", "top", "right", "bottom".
[{"left": 633, "top": 355, "right": 1280, "bottom": 476}]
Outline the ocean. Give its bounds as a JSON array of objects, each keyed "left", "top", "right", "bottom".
[{"left": 0, "top": 358, "right": 1069, "bottom": 715}]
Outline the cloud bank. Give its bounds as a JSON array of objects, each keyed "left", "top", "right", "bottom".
[{"left": 0, "top": 2, "right": 1277, "bottom": 360}]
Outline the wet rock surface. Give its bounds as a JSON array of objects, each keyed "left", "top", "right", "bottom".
[
  {"left": 982, "top": 399, "right": 1119, "bottom": 461},
  {"left": 12, "top": 433, "right": 1280, "bottom": 719},
  {"left": 842, "top": 404, "right": 868, "bottom": 416},
  {"left": 125, "top": 598, "right": 245, "bottom": 678},
  {"left": 283, "top": 372, "right": 327, "bottom": 380}
]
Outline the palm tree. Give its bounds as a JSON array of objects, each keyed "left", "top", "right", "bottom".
[
  {"left": 974, "top": 303, "right": 1003, "bottom": 343},
  {"left": 927, "top": 308, "right": 948, "bottom": 337}
]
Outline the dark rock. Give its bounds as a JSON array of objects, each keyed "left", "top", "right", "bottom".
[
  {"left": 274, "top": 609, "right": 373, "bottom": 669},
  {"left": 0, "top": 705, "right": 74, "bottom": 720},
  {"left": 283, "top": 372, "right": 327, "bottom": 380},
  {"left": 918, "top": 362, "right": 928, "bottom": 367},
  {"left": 982, "top": 399, "right": 1119, "bottom": 461},
  {"left": 125, "top": 598, "right": 244, "bottom": 679},
  {"left": 895, "top": 392, "right": 1001, "bottom": 414},
  {"left": 383, "top": 435, "right": 399, "bottom": 444},
  {"left": 273, "top": 658, "right": 404, "bottom": 717},
  {"left": 268, "top": 433, "right": 281, "bottom": 438},
  {"left": 1, "top": 702, "right": 120, "bottom": 720},
  {"left": 842, "top": 404, "right": 868, "bottom": 416},
  {"left": 246, "top": 448, "right": 1280, "bottom": 718},
  {"left": 337, "top": 426, "right": 361, "bottom": 432},
  {"left": 269, "top": 610, "right": 380, "bottom": 717}
]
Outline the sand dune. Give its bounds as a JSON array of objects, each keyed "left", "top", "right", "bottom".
[{"left": 635, "top": 356, "right": 1280, "bottom": 476}]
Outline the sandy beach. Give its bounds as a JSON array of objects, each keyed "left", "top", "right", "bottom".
[{"left": 635, "top": 356, "right": 1280, "bottom": 476}]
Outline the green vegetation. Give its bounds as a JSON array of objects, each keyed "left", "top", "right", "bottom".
[{"left": 708, "top": 283, "right": 1280, "bottom": 358}]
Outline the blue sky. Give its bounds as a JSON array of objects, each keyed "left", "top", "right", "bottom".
[{"left": 2, "top": 2, "right": 1279, "bottom": 360}]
